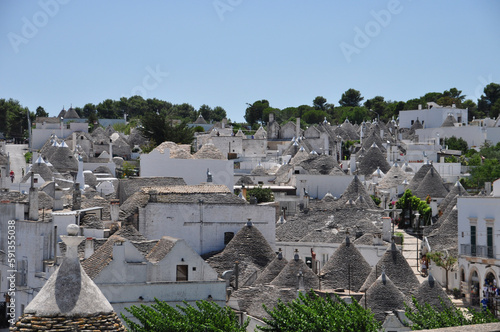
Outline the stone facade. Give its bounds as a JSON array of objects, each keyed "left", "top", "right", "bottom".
[{"left": 10, "top": 312, "right": 126, "bottom": 331}]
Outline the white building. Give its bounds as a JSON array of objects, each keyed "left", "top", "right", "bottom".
[
  {"left": 398, "top": 104, "right": 467, "bottom": 129},
  {"left": 122, "top": 184, "right": 277, "bottom": 255},
  {"left": 32, "top": 118, "right": 88, "bottom": 150},
  {"left": 140, "top": 148, "right": 235, "bottom": 190},
  {"left": 457, "top": 181, "right": 500, "bottom": 306},
  {"left": 82, "top": 232, "right": 226, "bottom": 318},
  {"left": 0, "top": 199, "right": 56, "bottom": 324}
]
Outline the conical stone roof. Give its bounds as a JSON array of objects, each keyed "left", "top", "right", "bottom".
[
  {"left": 427, "top": 206, "right": 458, "bottom": 253},
  {"left": 320, "top": 237, "right": 371, "bottom": 292},
  {"left": 251, "top": 164, "right": 267, "bottom": 176},
  {"left": 357, "top": 145, "right": 390, "bottom": 176},
  {"left": 362, "top": 131, "right": 386, "bottom": 152},
  {"left": 22, "top": 160, "right": 55, "bottom": 183},
  {"left": 194, "top": 114, "right": 207, "bottom": 124},
  {"left": 377, "top": 163, "right": 411, "bottom": 190},
  {"left": 407, "top": 163, "right": 433, "bottom": 192},
  {"left": 194, "top": 143, "right": 226, "bottom": 160},
  {"left": 360, "top": 272, "right": 407, "bottom": 322},
  {"left": 338, "top": 175, "right": 377, "bottom": 209},
  {"left": 411, "top": 119, "right": 423, "bottom": 130},
  {"left": 46, "top": 146, "right": 79, "bottom": 172},
  {"left": 270, "top": 253, "right": 319, "bottom": 290},
  {"left": 414, "top": 274, "right": 452, "bottom": 310},
  {"left": 441, "top": 114, "right": 457, "bottom": 127},
  {"left": 414, "top": 167, "right": 449, "bottom": 200},
  {"left": 253, "top": 251, "right": 288, "bottom": 285},
  {"left": 290, "top": 147, "right": 310, "bottom": 165},
  {"left": 64, "top": 107, "right": 80, "bottom": 119},
  {"left": 155, "top": 141, "right": 193, "bottom": 159},
  {"left": 10, "top": 224, "right": 125, "bottom": 331},
  {"left": 439, "top": 181, "right": 468, "bottom": 213},
  {"left": 207, "top": 223, "right": 276, "bottom": 285},
  {"left": 360, "top": 242, "right": 419, "bottom": 295}
]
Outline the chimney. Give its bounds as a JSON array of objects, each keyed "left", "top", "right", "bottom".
[
  {"left": 485, "top": 182, "right": 492, "bottom": 196},
  {"left": 269, "top": 113, "right": 274, "bottom": 123},
  {"left": 241, "top": 184, "right": 247, "bottom": 199},
  {"left": 61, "top": 224, "right": 84, "bottom": 260},
  {"left": 206, "top": 168, "right": 213, "bottom": 183},
  {"left": 28, "top": 172, "right": 39, "bottom": 221},
  {"left": 297, "top": 270, "right": 304, "bottom": 291},
  {"left": 109, "top": 139, "right": 113, "bottom": 162},
  {"left": 418, "top": 104, "right": 422, "bottom": 110},
  {"left": 149, "top": 189, "right": 158, "bottom": 203},
  {"left": 452, "top": 103, "right": 456, "bottom": 108},
  {"left": 110, "top": 199, "right": 120, "bottom": 222},
  {"left": 53, "top": 188, "right": 64, "bottom": 211},
  {"left": 72, "top": 182, "right": 81, "bottom": 210},
  {"left": 84, "top": 237, "right": 94, "bottom": 259}
]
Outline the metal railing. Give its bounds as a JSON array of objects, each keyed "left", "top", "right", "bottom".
[{"left": 461, "top": 244, "right": 496, "bottom": 259}]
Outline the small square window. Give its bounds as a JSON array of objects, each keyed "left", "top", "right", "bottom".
[{"left": 192, "top": 267, "right": 196, "bottom": 271}]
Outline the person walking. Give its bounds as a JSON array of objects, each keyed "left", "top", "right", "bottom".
[{"left": 9, "top": 170, "right": 15, "bottom": 183}]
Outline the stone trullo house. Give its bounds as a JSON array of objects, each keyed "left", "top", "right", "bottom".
[{"left": 10, "top": 224, "right": 126, "bottom": 331}]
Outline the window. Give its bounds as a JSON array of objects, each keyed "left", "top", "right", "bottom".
[
  {"left": 487, "top": 227, "right": 494, "bottom": 258},
  {"left": 176, "top": 265, "right": 188, "bottom": 281},
  {"left": 471, "top": 225, "right": 476, "bottom": 256},
  {"left": 411, "top": 120, "right": 414, "bottom": 125},
  {"left": 322, "top": 254, "right": 329, "bottom": 266},
  {"left": 224, "top": 232, "right": 234, "bottom": 246},
  {"left": 16, "top": 259, "right": 27, "bottom": 286}
]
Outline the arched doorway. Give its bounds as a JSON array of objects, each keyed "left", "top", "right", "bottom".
[
  {"left": 484, "top": 271, "right": 497, "bottom": 311},
  {"left": 470, "top": 270, "right": 480, "bottom": 306},
  {"left": 460, "top": 267, "right": 466, "bottom": 297}
]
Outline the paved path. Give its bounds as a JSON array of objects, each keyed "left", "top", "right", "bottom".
[
  {"left": 398, "top": 227, "right": 466, "bottom": 309},
  {"left": 3, "top": 143, "right": 28, "bottom": 183}
]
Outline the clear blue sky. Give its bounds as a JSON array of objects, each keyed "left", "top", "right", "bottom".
[{"left": 1, "top": 1, "right": 499, "bottom": 122}]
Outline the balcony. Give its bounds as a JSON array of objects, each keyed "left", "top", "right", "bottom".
[{"left": 461, "top": 244, "right": 496, "bottom": 259}]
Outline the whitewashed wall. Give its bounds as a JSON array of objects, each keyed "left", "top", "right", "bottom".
[{"left": 139, "top": 203, "right": 276, "bottom": 255}]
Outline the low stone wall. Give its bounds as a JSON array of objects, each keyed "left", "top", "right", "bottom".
[{"left": 10, "top": 312, "right": 126, "bottom": 331}]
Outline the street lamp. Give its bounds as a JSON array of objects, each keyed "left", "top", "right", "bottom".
[{"left": 415, "top": 211, "right": 421, "bottom": 271}]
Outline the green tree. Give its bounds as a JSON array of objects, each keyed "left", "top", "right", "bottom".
[
  {"left": 123, "top": 299, "right": 248, "bottom": 332},
  {"left": 302, "top": 109, "right": 329, "bottom": 124},
  {"left": 198, "top": 104, "right": 212, "bottom": 121},
  {"left": 404, "top": 297, "right": 497, "bottom": 330},
  {"left": 171, "top": 103, "right": 196, "bottom": 121},
  {"left": 246, "top": 185, "right": 274, "bottom": 203},
  {"left": 258, "top": 290, "right": 381, "bottom": 332},
  {"left": 469, "top": 158, "right": 500, "bottom": 188},
  {"left": 444, "top": 136, "right": 468, "bottom": 153},
  {"left": 139, "top": 112, "right": 194, "bottom": 146},
  {"left": 339, "top": 88, "right": 364, "bottom": 107},
  {"left": 313, "top": 96, "right": 327, "bottom": 110},
  {"left": 478, "top": 82, "right": 500, "bottom": 116},
  {"left": 120, "top": 161, "right": 137, "bottom": 178},
  {"left": 35, "top": 106, "right": 49, "bottom": 117},
  {"left": 245, "top": 100, "right": 270, "bottom": 125},
  {"left": 337, "top": 106, "right": 369, "bottom": 124},
  {"left": 426, "top": 251, "right": 457, "bottom": 291},
  {"left": 82, "top": 103, "right": 96, "bottom": 118},
  {"left": 212, "top": 106, "right": 227, "bottom": 122},
  {"left": 0, "top": 98, "right": 30, "bottom": 139},
  {"left": 364, "top": 96, "right": 386, "bottom": 121},
  {"left": 396, "top": 189, "right": 431, "bottom": 226},
  {"left": 96, "top": 99, "right": 121, "bottom": 119}
]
